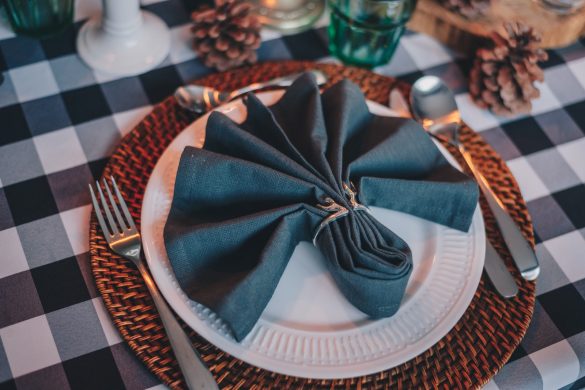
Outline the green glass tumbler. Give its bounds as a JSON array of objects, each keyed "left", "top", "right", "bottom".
[
  {"left": 3, "top": 0, "right": 74, "bottom": 38},
  {"left": 328, "top": 0, "right": 416, "bottom": 68}
]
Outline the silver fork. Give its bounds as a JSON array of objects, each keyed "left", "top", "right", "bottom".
[{"left": 89, "top": 177, "right": 219, "bottom": 390}]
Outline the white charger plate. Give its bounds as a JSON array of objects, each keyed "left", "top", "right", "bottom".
[{"left": 141, "top": 91, "right": 486, "bottom": 379}]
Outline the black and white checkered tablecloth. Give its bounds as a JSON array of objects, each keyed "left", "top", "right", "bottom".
[{"left": 1, "top": 0, "right": 584, "bottom": 389}]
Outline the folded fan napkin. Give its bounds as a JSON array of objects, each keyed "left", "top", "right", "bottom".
[{"left": 164, "top": 74, "right": 479, "bottom": 341}]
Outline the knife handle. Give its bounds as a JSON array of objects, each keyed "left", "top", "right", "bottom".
[{"left": 458, "top": 146, "right": 539, "bottom": 281}]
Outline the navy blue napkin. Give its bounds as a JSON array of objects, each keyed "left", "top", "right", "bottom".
[{"left": 164, "top": 74, "right": 479, "bottom": 341}]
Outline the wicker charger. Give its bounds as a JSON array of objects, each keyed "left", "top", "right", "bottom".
[{"left": 89, "top": 61, "right": 535, "bottom": 389}]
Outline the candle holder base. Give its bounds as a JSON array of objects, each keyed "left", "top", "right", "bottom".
[{"left": 77, "top": 10, "right": 170, "bottom": 76}]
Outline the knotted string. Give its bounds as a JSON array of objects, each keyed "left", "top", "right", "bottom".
[{"left": 312, "top": 183, "right": 371, "bottom": 246}]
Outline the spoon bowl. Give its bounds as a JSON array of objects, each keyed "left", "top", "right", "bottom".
[
  {"left": 175, "top": 85, "right": 229, "bottom": 114},
  {"left": 410, "top": 76, "right": 461, "bottom": 144}
]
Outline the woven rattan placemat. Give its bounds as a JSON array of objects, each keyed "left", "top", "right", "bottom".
[{"left": 89, "top": 61, "right": 535, "bottom": 389}]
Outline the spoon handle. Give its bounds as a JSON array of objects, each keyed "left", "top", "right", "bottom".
[
  {"left": 457, "top": 145, "right": 540, "bottom": 281},
  {"left": 228, "top": 70, "right": 327, "bottom": 99}
]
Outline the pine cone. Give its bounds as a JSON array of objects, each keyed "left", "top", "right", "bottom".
[
  {"left": 439, "top": 0, "right": 490, "bottom": 18},
  {"left": 191, "top": 0, "right": 261, "bottom": 71},
  {"left": 469, "top": 22, "right": 548, "bottom": 116}
]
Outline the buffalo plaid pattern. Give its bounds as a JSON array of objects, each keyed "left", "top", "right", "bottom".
[{"left": 1, "top": 0, "right": 584, "bottom": 389}]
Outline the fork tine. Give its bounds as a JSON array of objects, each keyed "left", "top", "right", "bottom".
[
  {"left": 103, "top": 178, "right": 128, "bottom": 231},
  {"left": 111, "top": 177, "right": 137, "bottom": 231},
  {"left": 89, "top": 184, "right": 112, "bottom": 242},
  {"left": 96, "top": 180, "right": 119, "bottom": 235}
]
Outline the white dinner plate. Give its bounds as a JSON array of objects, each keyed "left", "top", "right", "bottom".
[{"left": 141, "top": 90, "right": 486, "bottom": 379}]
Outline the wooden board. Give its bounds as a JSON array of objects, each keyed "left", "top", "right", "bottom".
[{"left": 408, "top": 0, "right": 585, "bottom": 53}]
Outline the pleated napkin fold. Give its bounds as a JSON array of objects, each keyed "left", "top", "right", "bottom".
[{"left": 164, "top": 73, "right": 479, "bottom": 341}]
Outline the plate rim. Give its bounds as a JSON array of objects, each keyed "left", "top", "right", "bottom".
[{"left": 141, "top": 91, "right": 486, "bottom": 379}]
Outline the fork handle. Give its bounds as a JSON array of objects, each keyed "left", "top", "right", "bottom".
[{"left": 137, "top": 262, "right": 219, "bottom": 390}]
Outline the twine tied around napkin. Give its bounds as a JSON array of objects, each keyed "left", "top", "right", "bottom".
[
  {"left": 164, "top": 73, "right": 479, "bottom": 341},
  {"left": 313, "top": 182, "right": 370, "bottom": 245}
]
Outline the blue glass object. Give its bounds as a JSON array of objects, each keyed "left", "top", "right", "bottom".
[
  {"left": 328, "top": 0, "right": 416, "bottom": 67},
  {"left": 3, "top": 0, "right": 74, "bottom": 38}
]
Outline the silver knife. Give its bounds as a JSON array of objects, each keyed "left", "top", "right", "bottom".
[
  {"left": 471, "top": 166, "right": 539, "bottom": 280},
  {"left": 484, "top": 241, "right": 518, "bottom": 298}
]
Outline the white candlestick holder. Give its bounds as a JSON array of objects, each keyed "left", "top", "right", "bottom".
[{"left": 77, "top": 0, "right": 171, "bottom": 76}]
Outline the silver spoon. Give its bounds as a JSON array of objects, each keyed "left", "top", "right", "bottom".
[
  {"left": 410, "top": 76, "right": 539, "bottom": 281},
  {"left": 175, "top": 70, "right": 328, "bottom": 113},
  {"left": 410, "top": 76, "right": 531, "bottom": 298}
]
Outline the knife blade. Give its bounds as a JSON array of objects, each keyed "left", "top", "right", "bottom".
[
  {"left": 484, "top": 241, "right": 518, "bottom": 298},
  {"left": 468, "top": 164, "right": 540, "bottom": 281}
]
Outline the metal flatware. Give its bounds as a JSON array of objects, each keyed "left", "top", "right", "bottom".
[
  {"left": 483, "top": 241, "right": 519, "bottom": 298},
  {"left": 389, "top": 84, "right": 519, "bottom": 298},
  {"left": 174, "top": 69, "right": 328, "bottom": 113},
  {"left": 89, "top": 177, "right": 219, "bottom": 390},
  {"left": 409, "top": 76, "right": 539, "bottom": 282}
]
